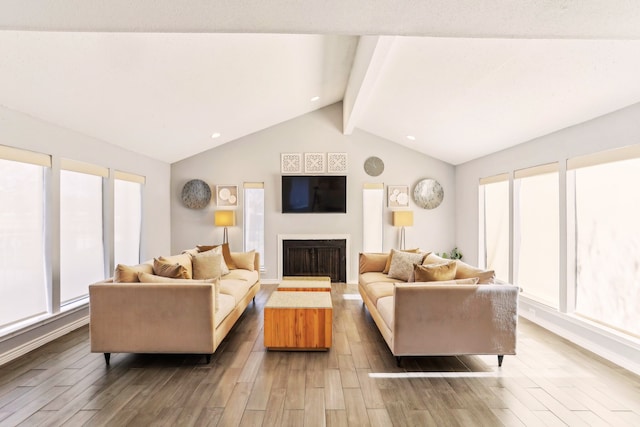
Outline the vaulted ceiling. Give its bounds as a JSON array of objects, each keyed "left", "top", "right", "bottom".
[{"left": 2, "top": 1, "right": 640, "bottom": 165}]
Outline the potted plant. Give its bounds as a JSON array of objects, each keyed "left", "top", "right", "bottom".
[{"left": 439, "top": 247, "right": 463, "bottom": 260}]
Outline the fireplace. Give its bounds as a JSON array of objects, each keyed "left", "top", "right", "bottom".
[{"left": 278, "top": 234, "right": 350, "bottom": 283}]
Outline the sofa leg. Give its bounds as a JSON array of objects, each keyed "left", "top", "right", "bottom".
[
  {"left": 205, "top": 354, "right": 212, "bottom": 364},
  {"left": 498, "top": 355, "right": 504, "bottom": 367},
  {"left": 104, "top": 353, "right": 111, "bottom": 366},
  {"left": 396, "top": 356, "right": 401, "bottom": 367}
]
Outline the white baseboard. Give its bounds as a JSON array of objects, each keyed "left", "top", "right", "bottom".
[
  {"left": 519, "top": 298, "right": 640, "bottom": 376},
  {"left": 0, "top": 316, "right": 89, "bottom": 366}
]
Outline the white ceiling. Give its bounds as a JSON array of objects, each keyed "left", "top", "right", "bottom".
[{"left": 1, "top": 1, "right": 640, "bottom": 165}]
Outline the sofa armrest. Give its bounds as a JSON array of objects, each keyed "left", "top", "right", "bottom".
[
  {"left": 89, "top": 282, "right": 215, "bottom": 354},
  {"left": 393, "top": 283, "right": 519, "bottom": 356}
]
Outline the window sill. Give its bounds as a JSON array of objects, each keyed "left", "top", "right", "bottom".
[{"left": 0, "top": 298, "right": 89, "bottom": 343}]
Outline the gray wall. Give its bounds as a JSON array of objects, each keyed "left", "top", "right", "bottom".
[
  {"left": 0, "top": 105, "right": 171, "bottom": 361},
  {"left": 171, "top": 102, "right": 456, "bottom": 282}
]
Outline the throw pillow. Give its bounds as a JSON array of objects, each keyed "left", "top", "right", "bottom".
[
  {"left": 422, "top": 252, "right": 449, "bottom": 265},
  {"left": 191, "top": 251, "right": 223, "bottom": 280},
  {"left": 158, "top": 253, "right": 193, "bottom": 279},
  {"left": 199, "top": 246, "right": 230, "bottom": 275},
  {"left": 114, "top": 263, "right": 153, "bottom": 283},
  {"left": 196, "top": 243, "right": 236, "bottom": 269},
  {"left": 387, "top": 250, "right": 427, "bottom": 281},
  {"left": 153, "top": 258, "right": 190, "bottom": 279},
  {"left": 383, "top": 248, "right": 421, "bottom": 274},
  {"left": 181, "top": 248, "right": 200, "bottom": 257},
  {"left": 413, "top": 261, "right": 457, "bottom": 282},
  {"left": 230, "top": 250, "right": 255, "bottom": 271},
  {"left": 455, "top": 260, "right": 496, "bottom": 284},
  {"left": 359, "top": 253, "right": 389, "bottom": 274}
]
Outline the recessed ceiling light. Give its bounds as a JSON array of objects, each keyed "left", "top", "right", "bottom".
[
  {"left": 211, "top": 132, "right": 221, "bottom": 139},
  {"left": 406, "top": 135, "right": 416, "bottom": 141},
  {"left": 310, "top": 96, "right": 320, "bottom": 102}
]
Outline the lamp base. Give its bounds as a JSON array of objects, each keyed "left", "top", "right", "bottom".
[{"left": 399, "top": 226, "right": 406, "bottom": 250}]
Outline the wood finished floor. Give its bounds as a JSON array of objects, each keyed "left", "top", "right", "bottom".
[{"left": 1, "top": 283, "right": 639, "bottom": 426}]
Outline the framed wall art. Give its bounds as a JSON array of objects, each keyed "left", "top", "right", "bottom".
[
  {"left": 304, "top": 152, "right": 326, "bottom": 173},
  {"left": 327, "top": 152, "right": 348, "bottom": 173},
  {"left": 216, "top": 185, "right": 238, "bottom": 207},
  {"left": 281, "top": 153, "right": 302, "bottom": 174},
  {"left": 388, "top": 185, "right": 409, "bottom": 207}
]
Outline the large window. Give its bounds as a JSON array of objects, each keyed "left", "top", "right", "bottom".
[
  {"left": 479, "top": 175, "right": 510, "bottom": 281},
  {"left": 571, "top": 151, "right": 640, "bottom": 336},
  {"left": 60, "top": 161, "right": 106, "bottom": 304},
  {"left": 243, "top": 182, "right": 264, "bottom": 269},
  {"left": 0, "top": 148, "right": 50, "bottom": 327},
  {"left": 514, "top": 164, "right": 559, "bottom": 307},
  {"left": 114, "top": 172, "right": 144, "bottom": 267}
]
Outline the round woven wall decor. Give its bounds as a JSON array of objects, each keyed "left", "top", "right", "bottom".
[
  {"left": 413, "top": 178, "right": 444, "bottom": 209},
  {"left": 181, "top": 179, "right": 212, "bottom": 209}
]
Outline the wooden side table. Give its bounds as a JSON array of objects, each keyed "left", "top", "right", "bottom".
[{"left": 264, "top": 291, "right": 332, "bottom": 350}]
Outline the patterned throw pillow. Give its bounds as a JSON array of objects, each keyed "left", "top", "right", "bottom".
[
  {"left": 382, "top": 248, "right": 421, "bottom": 274},
  {"left": 387, "top": 249, "right": 427, "bottom": 281}
]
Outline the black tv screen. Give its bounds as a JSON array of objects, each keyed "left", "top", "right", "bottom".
[{"left": 282, "top": 175, "right": 347, "bottom": 213}]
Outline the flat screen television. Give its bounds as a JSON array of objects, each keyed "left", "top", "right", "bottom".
[{"left": 282, "top": 175, "right": 347, "bottom": 213}]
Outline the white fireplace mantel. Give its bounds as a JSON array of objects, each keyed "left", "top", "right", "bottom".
[{"left": 277, "top": 234, "right": 351, "bottom": 281}]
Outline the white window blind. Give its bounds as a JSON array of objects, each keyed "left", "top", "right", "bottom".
[
  {"left": 243, "top": 182, "right": 264, "bottom": 269},
  {"left": 114, "top": 177, "right": 143, "bottom": 267},
  {"left": 514, "top": 164, "right": 559, "bottom": 307},
  {"left": 60, "top": 164, "right": 105, "bottom": 304},
  {"left": 0, "top": 154, "right": 48, "bottom": 327}
]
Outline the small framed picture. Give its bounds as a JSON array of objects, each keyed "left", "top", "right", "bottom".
[
  {"left": 216, "top": 185, "right": 238, "bottom": 207},
  {"left": 388, "top": 185, "right": 409, "bottom": 207},
  {"left": 281, "top": 153, "right": 302, "bottom": 174},
  {"left": 304, "top": 152, "right": 326, "bottom": 173},
  {"left": 327, "top": 152, "right": 348, "bottom": 173}
]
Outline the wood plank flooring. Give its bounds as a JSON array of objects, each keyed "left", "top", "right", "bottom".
[{"left": 0, "top": 283, "right": 639, "bottom": 426}]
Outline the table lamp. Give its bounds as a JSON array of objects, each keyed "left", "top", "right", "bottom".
[
  {"left": 214, "top": 210, "right": 235, "bottom": 244},
  {"left": 393, "top": 211, "right": 413, "bottom": 250}
]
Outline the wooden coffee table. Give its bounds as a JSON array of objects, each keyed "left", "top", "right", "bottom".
[
  {"left": 279, "top": 276, "right": 331, "bottom": 292},
  {"left": 264, "top": 291, "right": 332, "bottom": 350}
]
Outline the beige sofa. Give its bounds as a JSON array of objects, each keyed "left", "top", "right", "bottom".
[
  {"left": 358, "top": 251, "right": 519, "bottom": 366},
  {"left": 89, "top": 248, "right": 260, "bottom": 365}
]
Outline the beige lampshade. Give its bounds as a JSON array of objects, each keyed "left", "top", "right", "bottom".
[
  {"left": 393, "top": 211, "right": 413, "bottom": 227},
  {"left": 214, "top": 210, "right": 236, "bottom": 227}
]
